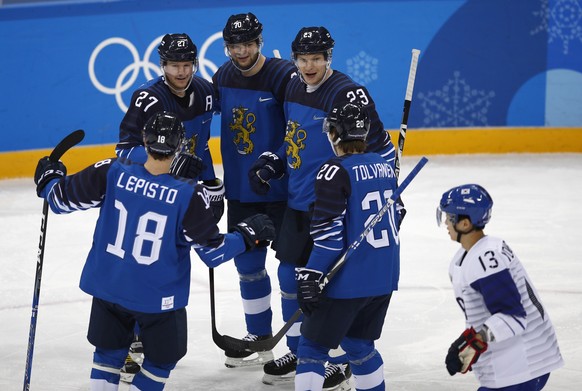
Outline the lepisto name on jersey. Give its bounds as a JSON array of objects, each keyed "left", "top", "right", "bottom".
[{"left": 116, "top": 172, "right": 178, "bottom": 204}]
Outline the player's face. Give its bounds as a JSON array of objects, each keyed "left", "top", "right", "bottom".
[
  {"left": 226, "top": 41, "right": 260, "bottom": 70},
  {"left": 163, "top": 61, "right": 194, "bottom": 90},
  {"left": 445, "top": 216, "right": 457, "bottom": 240},
  {"left": 295, "top": 53, "right": 329, "bottom": 86}
]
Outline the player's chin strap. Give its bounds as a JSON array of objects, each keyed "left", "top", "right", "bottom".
[{"left": 454, "top": 223, "right": 479, "bottom": 243}]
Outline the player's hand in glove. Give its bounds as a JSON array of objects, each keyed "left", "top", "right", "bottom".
[
  {"left": 170, "top": 152, "right": 204, "bottom": 179},
  {"left": 34, "top": 157, "right": 67, "bottom": 196},
  {"left": 395, "top": 196, "right": 407, "bottom": 230},
  {"left": 233, "top": 213, "right": 275, "bottom": 250},
  {"left": 202, "top": 179, "right": 225, "bottom": 223},
  {"left": 445, "top": 327, "right": 488, "bottom": 375},
  {"left": 295, "top": 267, "right": 325, "bottom": 316},
  {"left": 248, "top": 151, "right": 285, "bottom": 195}
]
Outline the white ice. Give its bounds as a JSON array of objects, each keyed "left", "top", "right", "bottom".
[{"left": 1, "top": 154, "right": 581, "bottom": 390}]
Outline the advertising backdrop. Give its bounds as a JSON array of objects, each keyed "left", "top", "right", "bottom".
[{"left": 1, "top": 0, "right": 581, "bottom": 176}]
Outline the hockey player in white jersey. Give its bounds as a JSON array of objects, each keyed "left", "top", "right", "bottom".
[{"left": 437, "top": 184, "right": 563, "bottom": 390}]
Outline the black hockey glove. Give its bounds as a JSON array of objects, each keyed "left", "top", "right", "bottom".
[
  {"left": 295, "top": 267, "right": 325, "bottom": 316},
  {"left": 170, "top": 152, "right": 205, "bottom": 180},
  {"left": 202, "top": 179, "right": 225, "bottom": 224},
  {"left": 248, "top": 151, "right": 285, "bottom": 195},
  {"left": 34, "top": 156, "right": 67, "bottom": 196},
  {"left": 395, "top": 196, "right": 407, "bottom": 231},
  {"left": 233, "top": 213, "right": 275, "bottom": 250},
  {"left": 445, "top": 327, "right": 488, "bottom": 376}
]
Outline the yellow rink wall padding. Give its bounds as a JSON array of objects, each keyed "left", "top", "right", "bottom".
[{"left": 1, "top": 128, "right": 581, "bottom": 180}]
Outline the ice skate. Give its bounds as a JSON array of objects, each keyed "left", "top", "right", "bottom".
[
  {"left": 262, "top": 351, "right": 297, "bottom": 385},
  {"left": 224, "top": 333, "right": 274, "bottom": 368},
  {"left": 323, "top": 362, "right": 352, "bottom": 390}
]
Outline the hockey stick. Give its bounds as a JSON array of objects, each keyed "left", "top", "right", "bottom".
[
  {"left": 211, "top": 156, "right": 429, "bottom": 352},
  {"left": 210, "top": 265, "right": 302, "bottom": 352},
  {"left": 394, "top": 49, "right": 420, "bottom": 179},
  {"left": 23, "top": 129, "right": 85, "bottom": 391}
]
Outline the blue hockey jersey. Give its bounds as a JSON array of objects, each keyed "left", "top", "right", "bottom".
[
  {"left": 116, "top": 75, "right": 217, "bottom": 181},
  {"left": 282, "top": 70, "right": 395, "bottom": 212},
  {"left": 41, "top": 158, "right": 247, "bottom": 313},
  {"left": 307, "top": 153, "right": 400, "bottom": 299},
  {"left": 212, "top": 57, "right": 296, "bottom": 202}
]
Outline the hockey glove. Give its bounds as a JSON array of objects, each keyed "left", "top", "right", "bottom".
[
  {"left": 445, "top": 327, "right": 488, "bottom": 376},
  {"left": 202, "top": 179, "right": 225, "bottom": 223},
  {"left": 233, "top": 213, "right": 276, "bottom": 250},
  {"left": 248, "top": 151, "right": 285, "bottom": 195},
  {"left": 295, "top": 267, "right": 325, "bottom": 316},
  {"left": 34, "top": 156, "right": 67, "bottom": 196},
  {"left": 170, "top": 152, "right": 205, "bottom": 179},
  {"left": 396, "top": 197, "right": 407, "bottom": 231}
]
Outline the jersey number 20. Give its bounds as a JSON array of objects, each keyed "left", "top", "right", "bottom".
[{"left": 362, "top": 190, "right": 399, "bottom": 248}]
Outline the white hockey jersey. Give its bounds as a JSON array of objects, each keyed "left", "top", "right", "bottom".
[{"left": 449, "top": 236, "right": 563, "bottom": 388}]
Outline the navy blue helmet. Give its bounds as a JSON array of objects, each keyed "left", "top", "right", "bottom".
[
  {"left": 291, "top": 26, "right": 334, "bottom": 55},
  {"left": 323, "top": 102, "right": 370, "bottom": 142},
  {"left": 158, "top": 33, "right": 198, "bottom": 63},
  {"left": 143, "top": 111, "right": 185, "bottom": 156},
  {"left": 223, "top": 12, "right": 263, "bottom": 45}
]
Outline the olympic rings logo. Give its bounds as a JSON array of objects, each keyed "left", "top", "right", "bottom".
[{"left": 88, "top": 32, "right": 223, "bottom": 112}]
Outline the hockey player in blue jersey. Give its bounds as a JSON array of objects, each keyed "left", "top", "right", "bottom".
[
  {"left": 293, "top": 102, "right": 400, "bottom": 391},
  {"left": 115, "top": 33, "right": 224, "bottom": 377},
  {"left": 33, "top": 112, "right": 275, "bottom": 391},
  {"left": 212, "top": 12, "right": 297, "bottom": 368},
  {"left": 437, "top": 184, "right": 563, "bottom": 390},
  {"left": 249, "top": 26, "right": 396, "bottom": 388},
  {"left": 116, "top": 32, "right": 224, "bottom": 222}
]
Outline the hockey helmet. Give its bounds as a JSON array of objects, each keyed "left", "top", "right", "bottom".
[
  {"left": 437, "top": 184, "right": 493, "bottom": 228},
  {"left": 143, "top": 111, "right": 185, "bottom": 156},
  {"left": 291, "top": 26, "right": 335, "bottom": 56},
  {"left": 158, "top": 33, "right": 198, "bottom": 63},
  {"left": 223, "top": 12, "right": 263, "bottom": 45},
  {"left": 323, "top": 102, "right": 370, "bottom": 142}
]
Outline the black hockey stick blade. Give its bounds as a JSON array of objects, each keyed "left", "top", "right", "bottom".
[
  {"left": 210, "top": 266, "right": 301, "bottom": 352},
  {"left": 49, "top": 129, "right": 85, "bottom": 162},
  {"left": 218, "top": 310, "right": 302, "bottom": 352}
]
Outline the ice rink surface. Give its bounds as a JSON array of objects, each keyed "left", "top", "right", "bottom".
[{"left": 1, "top": 154, "right": 581, "bottom": 390}]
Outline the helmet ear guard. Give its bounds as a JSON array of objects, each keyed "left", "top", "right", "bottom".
[{"left": 142, "top": 111, "right": 185, "bottom": 157}]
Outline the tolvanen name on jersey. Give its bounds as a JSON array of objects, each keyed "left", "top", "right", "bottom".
[{"left": 351, "top": 162, "right": 394, "bottom": 182}]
